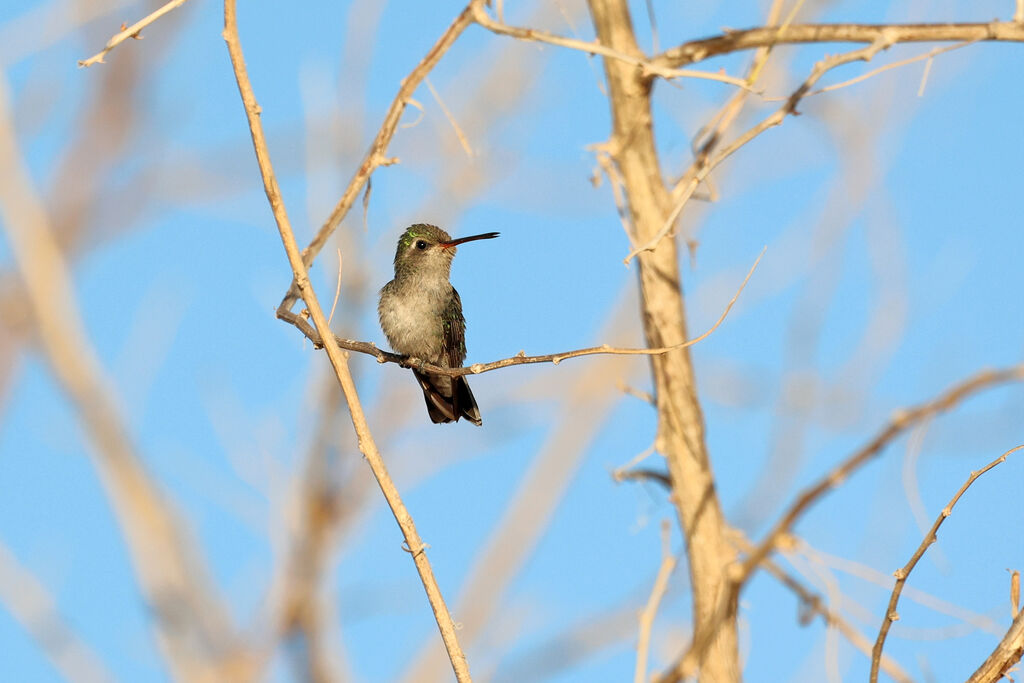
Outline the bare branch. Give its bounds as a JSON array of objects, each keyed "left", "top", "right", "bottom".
[
  {"left": 740, "top": 367, "right": 1024, "bottom": 585},
  {"left": 472, "top": 0, "right": 756, "bottom": 90},
  {"left": 629, "top": 37, "right": 896, "bottom": 262},
  {"left": 279, "top": 246, "right": 762, "bottom": 378},
  {"left": 654, "top": 21, "right": 1024, "bottom": 71},
  {"left": 0, "top": 74, "right": 240, "bottom": 681},
  {"left": 656, "top": 364, "right": 1024, "bottom": 683},
  {"left": 730, "top": 535, "right": 915, "bottom": 683},
  {"left": 870, "top": 444, "right": 1024, "bottom": 682},
  {"left": 277, "top": 3, "right": 475, "bottom": 317},
  {"left": 635, "top": 521, "right": 678, "bottom": 683},
  {"left": 222, "top": 3, "right": 471, "bottom": 681},
  {"left": 78, "top": 0, "right": 191, "bottom": 67},
  {"left": 0, "top": 543, "right": 117, "bottom": 683}
]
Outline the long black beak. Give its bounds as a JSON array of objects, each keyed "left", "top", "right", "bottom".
[{"left": 440, "top": 232, "right": 500, "bottom": 248}]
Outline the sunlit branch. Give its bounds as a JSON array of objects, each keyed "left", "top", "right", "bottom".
[
  {"left": 78, "top": 0, "right": 192, "bottom": 67},
  {"left": 870, "top": 445, "right": 1024, "bottom": 682}
]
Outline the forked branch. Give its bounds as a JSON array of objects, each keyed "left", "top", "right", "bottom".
[
  {"left": 870, "top": 445, "right": 1024, "bottom": 682},
  {"left": 222, "top": 2, "right": 471, "bottom": 680}
]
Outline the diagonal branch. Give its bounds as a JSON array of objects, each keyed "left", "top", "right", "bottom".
[
  {"left": 276, "top": 3, "right": 475, "bottom": 316},
  {"left": 79, "top": 0, "right": 192, "bottom": 67},
  {"left": 222, "top": 3, "right": 471, "bottom": 681},
  {"left": 470, "top": 0, "right": 755, "bottom": 90},
  {"left": 0, "top": 74, "right": 240, "bottom": 682},
  {"left": 656, "top": 364, "right": 1024, "bottom": 683},
  {"left": 870, "top": 444, "right": 1024, "bottom": 682}
]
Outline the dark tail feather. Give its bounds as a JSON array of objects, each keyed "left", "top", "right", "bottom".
[
  {"left": 454, "top": 375, "right": 482, "bottom": 426},
  {"left": 413, "top": 370, "right": 483, "bottom": 426}
]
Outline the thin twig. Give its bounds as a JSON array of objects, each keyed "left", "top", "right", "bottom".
[
  {"left": 276, "top": 3, "right": 475, "bottom": 319},
  {"left": 281, "top": 246, "right": 763, "bottom": 378},
  {"left": 0, "top": 543, "right": 118, "bottom": 683},
  {"left": 635, "top": 521, "right": 678, "bottom": 683},
  {"left": 805, "top": 41, "right": 976, "bottom": 97},
  {"left": 222, "top": 3, "right": 472, "bottom": 681},
  {"left": 471, "top": 0, "right": 756, "bottom": 90},
  {"left": 653, "top": 21, "right": 1024, "bottom": 70},
  {"left": 0, "top": 74, "right": 238, "bottom": 682},
  {"left": 78, "top": 0, "right": 191, "bottom": 67},
  {"left": 1013, "top": 570, "right": 1021, "bottom": 619},
  {"left": 869, "top": 444, "right": 1024, "bottom": 682},
  {"left": 628, "top": 38, "right": 895, "bottom": 263},
  {"left": 425, "top": 76, "right": 474, "bottom": 157},
  {"left": 728, "top": 533, "right": 915, "bottom": 683},
  {"left": 655, "top": 364, "right": 1024, "bottom": 683},
  {"left": 326, "top": 248, "right": 343, "bottom": 327}
]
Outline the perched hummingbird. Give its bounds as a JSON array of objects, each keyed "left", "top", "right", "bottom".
[{"left": 378, "top": 224, "right": 499, "bottom": 425}]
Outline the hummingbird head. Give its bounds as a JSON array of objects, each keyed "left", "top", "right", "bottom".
[{"left": 393, "top": 224, "right": 499, "bottom": 278}]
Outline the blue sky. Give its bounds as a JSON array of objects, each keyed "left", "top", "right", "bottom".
[{"left": 2, "top": 0, "right": 1023, "bottom": 681}]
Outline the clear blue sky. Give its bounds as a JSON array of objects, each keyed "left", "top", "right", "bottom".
[{"left": 2, "top": 0, "right": 1023, "bottom": 681}]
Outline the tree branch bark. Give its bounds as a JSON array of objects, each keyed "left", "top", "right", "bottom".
[
  {"left": 654, "top": 21, "right": 1024, "bottom": 70},
  {"left": 586, "top": 1, "right": 739, "bottom": 681}
]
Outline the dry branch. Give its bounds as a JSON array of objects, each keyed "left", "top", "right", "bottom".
[
  {"left": 635, "top": 521, "right": 678, "bottom": 683},
  {"left": 657, "top": 365, "right": 1024, "bottom": 683},
  {"left": 0, "top": 75, "right": 241, "bottom": 682},
  {"left": 654, "top": 21, "right": 1024, "bottom": 70},
  {"left": 629, "top": 36, "right": 897, "bottom": 262},
  {"left": 222, "top": 2, "right": 471, "bottom": 681},
  {"left": 400, "top": 297, "right": 639, "bottom": 682},
  {"left": 78, "top": 0, "right": 191, "bottom": 67},
  {"left": 277, "top": 246, "right": 760, "bottom": 383},
  {"left": 470, "top": 0, "right": 754, "bottom": 90},
  {"left": 869, "top": 444, "right": 1024, "bottom": 682},
  {"left": 587, "top": 0, "right": 741, "bottom": 681},
  {"left": 0, "top": 543, "right": 117, "bottom": 683},
  {"left": 276, "top": 3, "right": 475, "bottom": 317},
  {"left": 966, "top": 609, "right": 1024, "bottom": 683}
]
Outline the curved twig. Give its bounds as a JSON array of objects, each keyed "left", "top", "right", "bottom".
[
  {"left": 282, "top": 247, "right": 763, "bottom": 376},
  {"left": 869, "top": 444, "right": 1024, "bottom": 682}
]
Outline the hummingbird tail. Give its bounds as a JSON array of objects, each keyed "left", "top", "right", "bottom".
[
  {"left": 455, "top": 375, "right": 483, "bottom": 426},
  {"left": 413, "top": 370, "right": 483, "bottom": 426}
]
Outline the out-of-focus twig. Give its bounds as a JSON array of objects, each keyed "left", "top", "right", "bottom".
[
  {"left": 222, "top": 3, "right": 471, "bottom": 680},
  {"left": 470, "top": 0, "right": 755, "bottom": 90},
  {"left": 635, "top": 521, "right": 677, "bottom": 683},
  {"left": 0, "top": 76, "right": 242, "bottom": 683},
  {"left": 725, "top": 530, "right": 916, "bottom": 683},
  {"left": 278, "top": 246, "right": 762, "bottom": 376},
  {"left": 277, "top": 3, "right": 476, "bottom": 318},
  {"left": 79, "top": 0, "right": 192, "bottom": 67},
  {"left": 0, "top": 543, "right": 118, "bottom": 683},
  {"left": 870, "top": 444, "right": 1024, "bottom": 682}
]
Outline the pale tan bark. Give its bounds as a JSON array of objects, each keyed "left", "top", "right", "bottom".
[{"left": 586, "top": 2, "right": 740, "bottom": 681}]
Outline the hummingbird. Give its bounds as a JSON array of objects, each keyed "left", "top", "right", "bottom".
[{"left": 378, "top": 224, "right": 499, "bottom": 425}]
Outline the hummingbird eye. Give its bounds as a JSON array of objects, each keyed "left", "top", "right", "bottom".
[{"left": 415, "top": 240, "right": 427, "bottom": 250}]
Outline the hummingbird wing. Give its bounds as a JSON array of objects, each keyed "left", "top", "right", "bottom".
[
  {"left": 445, "top": 288, "right": 467, "bottom": 368},
  {"left": 445, "top": 289, "right": 482, "bottom": 426}
]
